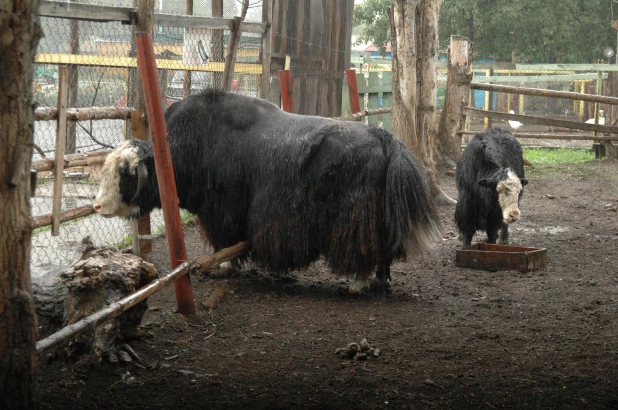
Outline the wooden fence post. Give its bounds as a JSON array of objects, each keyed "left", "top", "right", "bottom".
[
  {"left": 183, "top": 0, "right": 193, "bottom": 98},
  {"left": 483, "top": 68, "right": 494, "bottom": 129},
  {"left": 279, "top": 69, "right": 294, "bottom": 112},
  {"left": 260, "top": 0, "right": 272, "bottom": 100},
  {"left": 51, "top": 66, "right": 69, "bottom": 236},
  {"left": 130, "top": 111, "right": 151, "bottom": 257},
  {"left": 223, "top": 16, "right": 243, "bottom": 91}
]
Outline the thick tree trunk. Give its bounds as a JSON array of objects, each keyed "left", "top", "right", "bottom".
[
  {"left": 0, "top": 0, "right": 42, "bottom": 408},
  {"left": 436, "top": 35, "right": 472, "bottom": 163},
  {"left": 390, "top": 0, "right": 454, "bottom": 205}
]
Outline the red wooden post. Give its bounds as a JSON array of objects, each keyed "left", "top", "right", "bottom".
[
  {"left": 278, "top": 70, "right": 294, "bottom": 112},
  {"left": 135, "top": 32, "right": 195, "bottom": 315},
  {"left": 345, "top": 69, "right": 361, "bottom": 120}
]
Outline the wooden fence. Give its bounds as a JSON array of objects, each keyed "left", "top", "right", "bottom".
[{"left": 342, "top": 71, "right": 393, "bottom": 132}]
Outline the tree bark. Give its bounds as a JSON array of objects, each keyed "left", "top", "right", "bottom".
[
  {"left": 389, "top": 0, "right": 454, "bottom": 205},
  {"left": 0, "top": 0, "right": 42, "bottom": 408},
  {"left": 436, "top": 35, "right": 472, "bottom": 163}
]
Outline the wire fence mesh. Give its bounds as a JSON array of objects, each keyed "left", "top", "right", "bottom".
[{"left": 32, "top": 0, "right": 263, "bottom": 268}]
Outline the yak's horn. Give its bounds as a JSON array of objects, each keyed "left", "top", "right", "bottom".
[{"left": 131, "top": 162, "right": 148, "bottom": 203}]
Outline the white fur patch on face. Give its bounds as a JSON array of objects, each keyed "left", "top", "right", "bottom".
[
  {"left": 497, "top": 169, "right": 523, "bottom": 223},
  {"left": 93, "top": 141, "right": 142, "bottom": 218}
]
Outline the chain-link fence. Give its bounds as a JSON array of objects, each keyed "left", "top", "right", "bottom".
[{"left": 32, "top": 0, "right": 263, "bottom": 268}]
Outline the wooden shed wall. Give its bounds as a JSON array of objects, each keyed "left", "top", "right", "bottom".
[{"left": 269, "top": 0, "right": 354, "bottom": 117}]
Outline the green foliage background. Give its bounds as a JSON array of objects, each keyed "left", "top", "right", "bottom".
[{"left": 354, "top": 0, "right": 618, "bottom": 63}]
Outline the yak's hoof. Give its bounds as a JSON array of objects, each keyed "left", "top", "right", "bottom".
[
  {"left": 348, "top": 279, "right": 370, "bottom": 294},
  {"left": 370, "top": 278, "right": 391, "bottom": 293}
]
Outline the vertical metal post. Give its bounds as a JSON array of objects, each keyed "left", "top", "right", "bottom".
[
  {"left": 135, "top": 31, "right": 195, "bottom": 315},
  {"left": 279, "top": 69, "right": 294, "bottom": 112},
  {"left": 345, "top": 69, "right": 361, "bottom": 120}
]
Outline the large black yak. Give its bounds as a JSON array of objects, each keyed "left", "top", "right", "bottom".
[
  {"left": 93, "top": 89, "right": 442, "bottom": 293},
  {"left": 454, "top": 127, "right": 528, "bottom": 247}
]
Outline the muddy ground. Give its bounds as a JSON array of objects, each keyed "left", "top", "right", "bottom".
[{"left": 37, "top": 158, "right": 618, "bottom": 410}]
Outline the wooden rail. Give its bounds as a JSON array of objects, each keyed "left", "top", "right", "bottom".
[
  {"left": 35, "top": 107, "right": 137, "bottom": 121},
  {"left": 471, "top": 82, "right": 618, "bottom": 105},
  {"left": 463, "top": 107, "right": 618, "bottom": 135},
  {"left": 335, "top": 107, "right": 393, "bottom": 121},
  {"left": 32, "top": 150, "right": 110, "bottom": 172},
  {"left": 39, "top": 0, "right": 268, "bottom": 33},
  {"left": 35, "top": 53, "right": 262, "bottom": 74},
  {"left": 32, "top": 205, "right": 96, "bottom": 230},
  {"left": 457, "top": 130, "right": 618, "bottom": 142}
]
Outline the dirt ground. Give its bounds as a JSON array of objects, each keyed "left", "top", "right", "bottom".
[{"left": 37, "top": 157, "right": 618, "bottom": 410}]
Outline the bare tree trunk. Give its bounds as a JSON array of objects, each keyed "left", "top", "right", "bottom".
[
  {"left": 0, "top": 0, "right": 42, "bottom": 408},
  {"left": 436, "top": 35, "right": 472, "bottom": 163},
  {"left": 390, "top": 0, "right": 454, "bottom": 205}
]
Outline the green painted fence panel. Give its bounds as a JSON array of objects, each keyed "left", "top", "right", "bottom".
[{"left": 341, "top": 70, "right": 393, "bottom": 132}]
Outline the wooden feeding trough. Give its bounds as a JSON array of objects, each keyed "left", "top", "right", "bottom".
[{"left": 455, "top": 243, "right": 547, "bottom": 272}]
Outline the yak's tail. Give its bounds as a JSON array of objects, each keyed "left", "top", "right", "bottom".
[{"left": 384, "top": 138, "right": 443, "bottom": 259}]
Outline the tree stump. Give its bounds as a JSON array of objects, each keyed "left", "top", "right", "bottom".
[{"left": 34, "top": 237, "right": 158, "bottom": 362}]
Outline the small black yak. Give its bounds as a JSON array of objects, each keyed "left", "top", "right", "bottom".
[
  {"left": 93, "top": 89, "right": 442, "bottom": 292},
  {"left": 454, "top": 127, "right": 528, "bottom": 247}
]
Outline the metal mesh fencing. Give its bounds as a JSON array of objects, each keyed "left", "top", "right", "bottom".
[{"left": 31, "top": 0, "right": 263, "bottom": 268}]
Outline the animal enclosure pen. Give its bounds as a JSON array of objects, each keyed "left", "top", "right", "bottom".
[{"left": 31, "top": 0, "right": 265, "bottom": 269}]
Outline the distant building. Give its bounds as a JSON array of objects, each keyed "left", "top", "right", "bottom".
[{"left": 364, "top": 41, "right": 391, "bottom": 59}]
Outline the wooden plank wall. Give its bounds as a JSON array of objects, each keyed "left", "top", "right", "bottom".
[{"left": 270, "top": 0, "right": 354, "bottom": 117}]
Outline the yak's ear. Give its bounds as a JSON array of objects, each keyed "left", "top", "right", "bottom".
[
  {"left": 478, "top": 178, "right": 497, "bottom": 189},
  {"left": 520, "top": 178, "right": 528, "bottom": 186}
]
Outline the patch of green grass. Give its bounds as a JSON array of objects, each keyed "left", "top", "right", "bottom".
[
  {"left": 109, "top": 234, "right": 132, "bottom": 249},
  {"left": 523, "top": 147, "right": 595, "bottom": 164}
]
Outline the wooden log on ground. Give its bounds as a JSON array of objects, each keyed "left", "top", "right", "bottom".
[
  {"left": 35, "top": 106, "right": 137, "bottom": 121},
  {"left": 36, "top": 241, "right": 249, "bottom": 355},
  {"left": 33, "top": 237, "right": 159, "bottom": 363}
]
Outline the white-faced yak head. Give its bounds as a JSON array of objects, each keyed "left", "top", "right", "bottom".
[
  {"left": 93, "top": 140, "right": 152, "bottom": 218},
  {"left": 478, "top": 167, "right": 528, "bottom": 224}
]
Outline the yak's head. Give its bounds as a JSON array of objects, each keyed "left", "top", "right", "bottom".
[
  {"left": 93, "top": 140, "right": 149, "bottom": 218},
  {"left": 478, "top": 168, "right": 528, "bottom": 224}
]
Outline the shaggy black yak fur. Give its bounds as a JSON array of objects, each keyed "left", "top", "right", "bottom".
[
  {"left": 94, "top": 89, "right": 442, "bottom": 292},
  {"left": 454, "top": 127, "right": 528, "bottom": 247}
]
